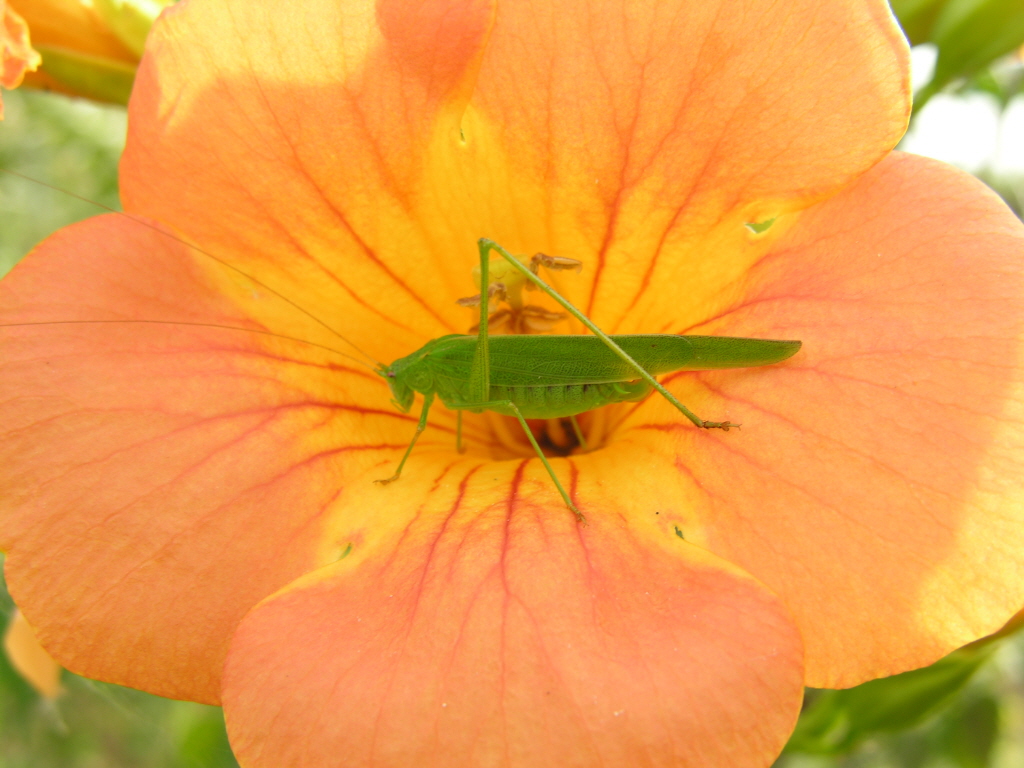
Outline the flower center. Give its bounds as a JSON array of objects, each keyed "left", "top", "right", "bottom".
[{"left": 456, "top": 252, "right": 611, "bottom": 460}]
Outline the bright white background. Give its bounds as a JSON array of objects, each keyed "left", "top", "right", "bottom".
[{"left": 902, "top": 44, "right": 1024, "bottom": 177}]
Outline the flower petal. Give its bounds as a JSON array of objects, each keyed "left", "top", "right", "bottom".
[
  {"left": 120, "top": 0, "right": 498, "bottom": 364},
  {"left": 462, "top": 0, "right": 910, "bottom": 325},
  {"left": 119, "top": 0, "right": 908, "bottom": 353},
  {"left": 602, "top": 152, "right": 1024, "bottom": 687},
  {"left": 0, "top": 215, "right": 413, "bottom": 702},
  {"left": 224, "top": 500, "right": 803, "bottom": 768}
]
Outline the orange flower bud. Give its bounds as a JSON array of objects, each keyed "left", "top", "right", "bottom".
[
  {"left": 3, "top": 610, "right": 61, "bottom": 699},
  {"left": 0, "top": 0, "right": 40, "bottom": 118}
]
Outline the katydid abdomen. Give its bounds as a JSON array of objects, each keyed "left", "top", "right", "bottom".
[{"left": 477, "top": 381, "right": 651, "bottom": 419}]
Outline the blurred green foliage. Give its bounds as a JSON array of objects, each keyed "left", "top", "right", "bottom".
[
  {"left": 774, "top": 632, "right": 1024, "bottom": 768},
  {"left": 890, "top": 0, "right": 1024, "bottom": 218},
  {"left": 777, "top": 617, "right": 1024, "bottom": 768},
  {"left": 892, "top": 0, "right": 1024, "bottom": 109},
  {"left": 786, "top": 643, "right": 999, "bottom": 756},
  {"left": 0, "top": 88, "right": 124, "bottom": 276}
]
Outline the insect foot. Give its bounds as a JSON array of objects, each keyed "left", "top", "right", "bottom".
[
  {"left": 702, "top": 421, "right": 741, "bottom": 431},
  {"left": 374, "top": 474, "right": 401, "bottom": 486}
]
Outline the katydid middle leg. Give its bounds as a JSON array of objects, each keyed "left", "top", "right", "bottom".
[
  {"left": 568, "top": 414, "right": 587, "bottom": 450},
  {"left": 451, "top": 399, "right": 585, "bottom": 523}
]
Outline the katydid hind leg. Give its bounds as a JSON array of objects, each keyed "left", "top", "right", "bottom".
[
  {"left": 451, "top": 398, "right": 586, "bottom": 523},
  {"left": 375, "top": 392, "right": 435, "bottom": 485},
  {"left": 477, "top": 238, "right": 739, "bottom": 431}
]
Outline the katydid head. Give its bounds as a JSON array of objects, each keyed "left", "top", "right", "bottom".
[
  {"left": 379, "top": 332, "right": 475, "bottom": 412},
  {"left": 378, "top": 362, "right": 415, "bottom": 413},
  {"left": 379, "top": 343, "right": 444, "bottom": 413}
]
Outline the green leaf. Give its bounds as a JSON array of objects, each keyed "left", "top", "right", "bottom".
[
  {"left": 941, "top": 693, "right": 1000, "bottom": 768},
  {"left": 890, "top": 0, "right": 951, "bottom": 45},
  {"left": 178, "top": 709, "right": 239, "bottom": 768},
  {"left": 917, "top": 0, "right": 1024, "bottom": 107},
  {"left": 784, "top": 643, "right": 997, "bottom": 756},
  {"left": 34, "top": 45, "right": 136, "bottom": 106}
]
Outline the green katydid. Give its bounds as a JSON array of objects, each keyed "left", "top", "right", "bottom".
[{"left": 375, "top": 238, "right": 801, "bottom": 521}]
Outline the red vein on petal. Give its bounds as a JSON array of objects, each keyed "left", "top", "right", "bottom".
[
  {"left": 71, "top": 439, "right": 407, "bottom": 631},
  {"left": 0, "top": 170, "right": 414, "bottom": 348},
  {"left": 497, "top": 459, "right": 530, "bottom": 758},
  {"left": 364, "top": 463, "right": 486, "bottom": 761},
  {"left": 567, "top": 457, "right": 580, "bottom": 515},
  {"left": 505, "top": 459, "right": 529, "bottom": 519},
  {"left": 239, "top": 70, "right": 455, "bottom": 335},
  {"left": 595, "top": 1, "right": 734, "bottom": 330},
  {"left": 648, "top": 415, "right": 937, "bottom": 555},
  {"left": 585, "top": 100, "right": 645, "bottom": 319},
  {"left": 427, "top": 459, "right": 464, "bottom": 496},
  {"left": 178, "top": 23, "right": 435, "bottom": 342},
  {"left": 12, "top": 403, "right": 417, "bottom": 509},
  {"left": 2, "top": 319, "right": 386, "bottom": 378},
  {"left": 419, "top": 465, "right": 482, "bottom": 591}
]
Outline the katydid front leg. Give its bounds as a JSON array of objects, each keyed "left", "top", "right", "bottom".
[{"left": 375, "top": 392, "right": 435, "bottom": 485}]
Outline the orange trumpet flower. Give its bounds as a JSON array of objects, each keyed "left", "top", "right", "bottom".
[{"left": 2, "top": 0, "right": 1024, "bottom": 766}]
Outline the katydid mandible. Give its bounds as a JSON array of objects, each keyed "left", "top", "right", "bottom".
[{"left": 376, "top": 238, "right": 801, "bottom": 521}]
